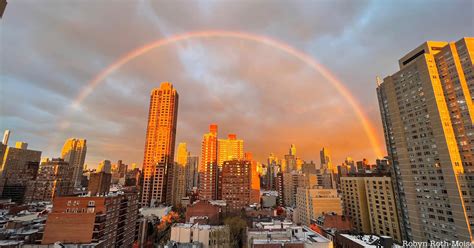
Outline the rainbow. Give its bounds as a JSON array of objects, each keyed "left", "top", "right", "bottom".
[{"left": 68, "top": 30, "right": 384, "bottom": 158}]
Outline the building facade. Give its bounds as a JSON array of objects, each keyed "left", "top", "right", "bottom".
[
  {"left": 199, "top": 124, "right": 219, "bottom": 201},
  {"left": 221, "top": 160, "right": 252, "bottom": 211},
  {"left": 377, "top": 38, "right": 473, "bottom": 241},
  {"left": 88, "top": 171, "right": 112, "bottom": 196},
  {"left": 25, "top": 158, "right": 74, "bottom": 203},
  {"left": 296, "top": 188, "right": 342, "bottom": 225},
  {"left": 340, "top": 176, "right": 401, "bottom": 242},
  {"left": 340, "top": 177, "right": 371, "bottom": 234},
  {"left": 0, "top": 142, "right": 41, "bottom": 203},
  {"left": 42, "top": 193, "right": 139, "bottom": 247},
  {"left": 171, "top": 143, "right": 188, "bottom": 206},
  {"left": 169, "top": 223, "right": 230, "bottom": 248},
  {"left": 217, "top": 134, "right": 244, "bottom": 167},
  {"left": 141, "top": 82, "right": 179, "bottom": 207},
  {"left": 185, "top": 155, "right": 199, "bottom": 194},
  {"left": 61, "top": 138, "right": 87, "bottom": 188}
]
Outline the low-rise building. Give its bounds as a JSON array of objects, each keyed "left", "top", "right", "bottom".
[
  {"left": 311, "top": 213, "right": 352, "bottom": 241},
  {"left": 335, "top": 234, "right": 394, "bottom": 248},
  {"left": 247, "top": 221, "right": 333, "bottom": 248},
  {"left": 185, "top": 201, "right": 220, "bottom": 225},
  {"left": 0, "top": 211, "right": 47, "bottom": 246},
  {"left": 169, "top": 223, "right": 230, "bottom": 248}
]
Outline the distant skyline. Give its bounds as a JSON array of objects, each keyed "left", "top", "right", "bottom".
[{"left": 1, "top": 0, "right": 472, "bottom": 167}]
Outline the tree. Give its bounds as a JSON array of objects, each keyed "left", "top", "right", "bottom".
[{"left": 224, "top": 216, "right": 248, "bottom": 248}]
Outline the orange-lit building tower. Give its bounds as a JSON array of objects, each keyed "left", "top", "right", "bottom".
[
  {"left": 61, "top": 138, "right": 87, "bottom": 188},
  {"left": 217, "top": 134, "right": 244, "bottom": 167},
  {"left": 217, "top": 134, "right": 244, "bottom": 199},
  {"left": 141, "top": 82, "right": 179, "bottom": 207},
  {"left": 245, "top": 152, "right": 261, "bottom": 204},
  {"left": 199, "top": 124, "right": 218, "bottom": 201}
]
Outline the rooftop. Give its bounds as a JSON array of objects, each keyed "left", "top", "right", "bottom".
[
  {"left": 248, "top": 224, "right": 332, "bottom": 245},
  {"left": 173, "top": 223, "right": 228, "bottom": 231},
  {"left": 338, "top": 234, "right": 395, "bottom": 247}
]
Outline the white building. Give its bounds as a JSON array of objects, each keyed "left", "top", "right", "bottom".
[{"left": 170, "top": 223, "right": 230, "bottom": 248}]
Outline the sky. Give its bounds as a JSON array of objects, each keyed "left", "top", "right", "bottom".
[{"left": 0, "top": 0, "right": 472, "bottom": 168}]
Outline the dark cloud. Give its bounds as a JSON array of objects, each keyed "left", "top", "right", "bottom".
[{"left": 1, "top": 0, "right": 472, "bottom": 167}]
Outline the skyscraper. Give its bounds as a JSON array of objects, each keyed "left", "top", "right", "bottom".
[
  {"left": 320, "top": 147, "right": 335, "bottom": 172},
  {"left": 185, "top": 155, "right": 199, "bottom": 193},
  {"left": 61, "top": 138, "right": 87, "bottom": 188},
  {"left": 171, "top": 142, "right": 188, "bottom": 206},
  {"left": 141, "top": 82, "right": 179, "bottom": 207},
  {"left": 97, "top": 160, "right": 112, "bottom": 173},
  {"left": 217, "top": 134, "right": 244, "bottom": 167},
  {"left": 289, "top": 144, "right": 296, "bottom": 156},
  {"left": 377, "top": 38, "right": 473, "bottom": 241},
  {"left": 199, "top": 124, "right": 218, "bottom": 201},
  {"left": 245, "top": 152, "right": 261, "bottom": 204}
]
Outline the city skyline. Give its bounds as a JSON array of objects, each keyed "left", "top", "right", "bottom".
[
  {"left": 0, "top": 1, "right": 473, "bottom": 246},
  {"left": 1, "top": 1, "right": 472, "bottom": 167}
]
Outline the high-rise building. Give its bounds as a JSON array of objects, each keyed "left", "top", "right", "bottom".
[
  {"left": 296, "top": 188, "right": 342, "bottom": 225},
  {"left": 185, "top": 155, "right": 199, "bottom": 193},
  {"left": 111, "top": 160, "right": 128, "bottom": 184},
  {"left": 289, "top": 144, "right": 296, "bottom": 156},
  {"left": 282, "top": 171, "right": 318, "bottom": 207},
  {"left": 340, "top": 177, "right": 371, "bottom": 234},
  {"left": 320, "top": 147, "right": 335, "bottom": 172},
  {"left": 0, "top": 141, "right": 41, "bottom": 203},
  {"left": 25, "top": 158, "right": 74, "bottom": 203},
  {"left": 42, "top": 193, "right": 138, "bottom": 247},
  {"left": 141, "top": 82, "right": 179, "bottom": 207},
  {"left": 284, "top": 154, "right": 297, "bottom": 172},
  {"left": 344, "top": 157, "right": 356, "bottom": 174},
  {"left": 221, "top": 160, "right": 252, "bottom": 211},
  {"left": 199, "top": 124, "right": 218, "bottom": 201},
  {"left": 356, "top": 158, "right": 370, "bottom": 173},
  {"left": 217, "top": 134, "right": 244, "bottom": 167},
  {"left": 245, "top": 152, "right": 261, "bottom": 204},
  {"left": 275, "top": 172, "right": 284, "bottom": 206},
  {"left": 97, "top": 160, "right": 112, "bottom": 174},
  {"left": 377, "top": 38, "right": 473, "bottom": 241},
  {"left": 61, "top": 138, "right": 87, "bottom": 188},
  {"left": 364, "top": 176, "right": 402, "bottom": 242},
  {"left": 88, "top": 171, "right": 112, "bottom": 196},
  {"left": 340, "top": 176, "right": 402, "bottom": 242},
  {"left": 176, "top": 143, "right": 188, "bottom": 166},
  {"left": 171, "top": 143, "right": 188, "bottom": 206},
  {"left": 302, "top": 161, "right": 317, "bottom": 175},
  {"left": 265, "top": 154, "right": 280, "bottom": 190}
]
